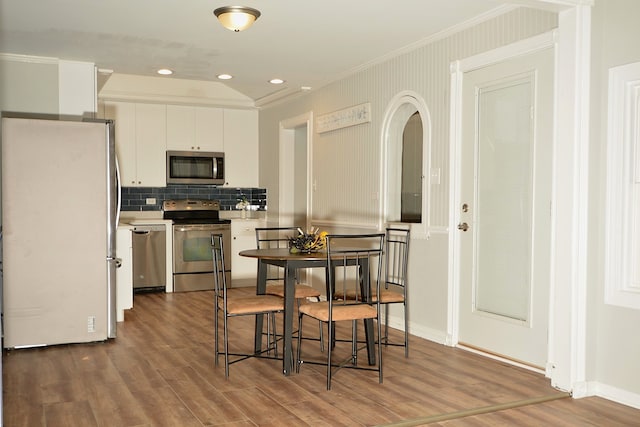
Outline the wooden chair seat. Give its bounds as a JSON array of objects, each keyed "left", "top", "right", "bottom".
[
  {"left": 299, "top": 301, "right": 377, "bottom": 322},
  {"left": 221, "top": 295, "right": 284, "bottom": 315},
  {"left": 335, "top": 288, "right": 405, "bottom": 303},
  {"left": 266, "top": 283, "right": 321, "bottom": 299}
]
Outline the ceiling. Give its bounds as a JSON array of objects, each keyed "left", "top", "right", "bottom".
[{"left": 1, "top": 0, "right": 527, "bottom": 104}]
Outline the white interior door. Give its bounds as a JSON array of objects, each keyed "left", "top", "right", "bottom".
[{"left": 458, "top": 48, "right": 554, "bottom": 369}]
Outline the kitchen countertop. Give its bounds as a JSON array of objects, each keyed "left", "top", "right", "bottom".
[
  {"left": 119, "top": 210, "right": 266, "bottom": 225},
  {"left": 125, "top": 219, "right": 172, "bottom": 226}
]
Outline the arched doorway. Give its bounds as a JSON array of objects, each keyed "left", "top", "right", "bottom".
[{"left": 380, "top": 91, "right": 431, "bottom": 239}]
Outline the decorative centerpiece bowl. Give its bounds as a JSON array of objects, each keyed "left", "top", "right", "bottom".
[{"left": 288, "top": 227, "right": 327, "bottom": 253}]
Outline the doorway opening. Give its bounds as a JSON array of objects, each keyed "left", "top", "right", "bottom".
[{"left": 279, "top": 112, "right": 313, "bottom": 229}]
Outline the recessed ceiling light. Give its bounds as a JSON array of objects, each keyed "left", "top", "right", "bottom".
[
  {"left": 269, "top": 78, "right": 285, "bottom": 85},
  {"left": 217, "top": 74, "right": 233, "bottom": 80},
  {"left": 157, "top": 68, "right": 173, "bottom": 75},
  {"left": 301, "top": 86, "right": 312, "bottom": 91}
]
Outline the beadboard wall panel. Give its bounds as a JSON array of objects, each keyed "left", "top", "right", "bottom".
[{"left": 260, "top": 7, "right": 557, "bottom": 229}]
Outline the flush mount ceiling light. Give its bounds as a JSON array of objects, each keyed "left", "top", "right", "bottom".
[
  {"left": 157, "top": 68, "right": 173, "bottom": 75},
  {"left": 217, "top": 74, "right": 233, "bottom": 80},
  {"left": 213, "top": 6, "right": 261, "bottom": 32},
  {"left": 269, "top": 78, "right": 285, "bottom": 85}
]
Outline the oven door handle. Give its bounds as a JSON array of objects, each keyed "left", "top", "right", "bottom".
[{"left": 174, "top": 225, "right": 230, "bottom": 232}]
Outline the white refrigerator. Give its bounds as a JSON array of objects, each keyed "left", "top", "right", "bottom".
[{"left": 2, "top": 116, "right": 118, "bottom": 348}]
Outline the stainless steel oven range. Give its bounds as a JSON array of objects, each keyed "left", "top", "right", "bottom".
[{"left": 163, "top": 199, "right": 231, "bottom": 292}]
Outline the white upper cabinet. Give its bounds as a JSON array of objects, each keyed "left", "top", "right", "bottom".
[
  {"left": 103, "top": 100, "right": 257, "bottom": 188},
  {"left": 166, "top": 105, "right": 194, "bottom": 150},
  {"left": 135, "top": 103, "right": 167, "bottom": 186},
  {"left": 104, "top": 101, "right": 136, "bottom": 186},
  {"left": 166, "top": 105, "right": 223, "bottom": 152},
  {"left": 195, "top": 107, "right": 224, "bottom": 151},
  {"left": 224, "top": 109, "right": 258, "bottom": 187},
  {"left": 104, "top": 101, "right": 166, "bottom": 187}
]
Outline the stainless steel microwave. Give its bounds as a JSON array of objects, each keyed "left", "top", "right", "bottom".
[{"left": 166, "top": 150, "right": 225, "bottom": 185}]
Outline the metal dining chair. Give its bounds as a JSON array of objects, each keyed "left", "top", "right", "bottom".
[
  {"left": 296, "top": 233, "right": 385, "bottom": 390},
  {"left": 212, "top": 233, "right": 284, "bottom": 378},
  {"left": 334, "top": 227, "right": 411, "bottom": 356},
  {"left": 380, "top": 227, "right": 410, "bottom": 355},
  {"left": 255, "top": 227, "right": 324, "bottom": 350},
  {"left": 255, "top": 227, "right": 322, "bottom": 302}
]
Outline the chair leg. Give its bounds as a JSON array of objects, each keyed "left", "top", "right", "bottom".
[
  {"left": 296, "top": 313, "right": 304, "bottom": 373},
  {"left": 265, "top": 313, "right": 271, "bottom": 356},
  {"left": 327, "top": 319, "right": 333, "bottom": 390},
  {"left": 271, "top": 313, "right": 278, "bottom": 357},
  {"left": 316, "top": 297, "right": 325, "bottom": 352},
  {"left": 223, "top": 312, "right": 230, "bottom": 378},
  {"left": 384, "top": 303, "right": 390, "bottom": 346},
  {"left": 377, "top": 311, "right": 383, "bottom": 384},
  {"left": 404, "top": 302, "right": 409, "bottom": 357},
  {"left": 351, "top": 320, "right": 358, "bottom": 366},
  {"left": 214, "top": 304, "right": 219, "bottom": 367}
]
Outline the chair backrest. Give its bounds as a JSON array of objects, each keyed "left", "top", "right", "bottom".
[
  {"left": 211, "top": 233, "right": 228, "bottom": 296},
  {"left": 255, "top": 226, "right": 301, "bottom": 249},
  {"left": 325, "top": 233, "right": 385, "bottom": 304},
  {"left": 255, "top": 226, "right": 302, "bottom": 282},
  {"left": 385, "top": 227, "right": 410, "bottom": 291}
]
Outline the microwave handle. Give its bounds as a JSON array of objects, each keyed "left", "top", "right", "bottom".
[{"left": 213, "top": 158, "right": 218, "bottom": 179}]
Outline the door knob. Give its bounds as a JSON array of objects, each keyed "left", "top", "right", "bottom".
[{"left": 457, "top": 222, "right": 469, "bottom": 232}]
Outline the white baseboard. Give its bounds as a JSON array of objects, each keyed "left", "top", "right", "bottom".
[
  {"left": 385, "top": 314, "right": 449, "bottom": 345},
  {"left": 577, "top": 381, "right": 640, "bottom": 410},
  {"left": 387, "top": 315, "right": 640, "bottom": 411}
]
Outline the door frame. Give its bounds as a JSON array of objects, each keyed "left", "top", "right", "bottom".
[
  {"left": 279, "top": 111, "right": 313, "bottom": 229},
  {"left": 447, "top": 21, "right": 591, "bottom": 395},
  {"left": 456, "top": 47, "right": 554, "bottom": 371}
]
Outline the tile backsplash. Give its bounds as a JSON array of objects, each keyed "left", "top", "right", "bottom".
[{"left": 120, "top": 185, "right": 266, "bottom": 211}]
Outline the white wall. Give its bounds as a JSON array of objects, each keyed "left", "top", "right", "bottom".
[
  {"left": 0, "top": 55, "right": 98, "bottom": 117},
  {"left": 589, "top": 0, "right": 640, "bottom": 404},
  {"left": 0, "top": 55, "right": 59, "bottom": 114},
  {"left": 259, "top": 7, "right": 558, "bottom": 342},
  {"left": 259, "top": 2, "right": 640, "bottom": 407},
  {"left": 58, "top": 60, "right": 96, "bottom": 116}
]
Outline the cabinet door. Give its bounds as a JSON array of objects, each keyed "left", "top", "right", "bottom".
[
  {"left": 166, "top": 105, "right": 195, "bottom": 151},
  {"left": 224, "top": 109, "right": 258, "bottom": 187},
  {"left": 116, "top": 227, "right": 133, "bottom": 321},
  {"left": 135, "top": 103, "right": 167, "bottom": 187},
  {"left": 195, "top": 106, "right": 224, "bottom": 152},
  {"left": 104, "top": 101, "right": 137, "bottom": 186},
  {"left": 231, "top": 219, "right": 265, "bottom": 287}
]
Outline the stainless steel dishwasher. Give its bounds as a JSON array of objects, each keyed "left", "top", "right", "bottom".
[{"left": 132, "top": 225, "right": 166, "bottom": 291}]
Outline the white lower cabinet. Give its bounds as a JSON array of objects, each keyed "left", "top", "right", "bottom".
[
  {"left": 116, "top": 226, "right": 133, "bottom": 321},
  {"left": 231, "top": 218, "right": 265, "bottom": 287}
]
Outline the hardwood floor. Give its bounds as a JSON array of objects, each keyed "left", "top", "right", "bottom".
[{"left": 3, "top": 289, "right": 639, "bottom": 426}]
